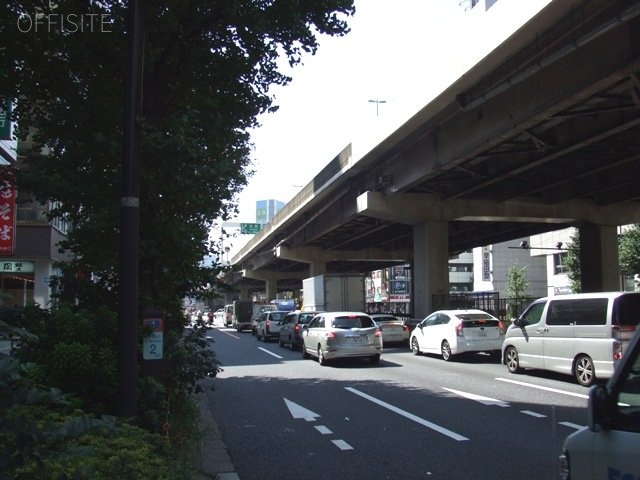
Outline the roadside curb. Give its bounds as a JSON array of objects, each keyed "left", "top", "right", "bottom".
[{"left": 192, "top": 386, "right": 240, "bottom": 480}]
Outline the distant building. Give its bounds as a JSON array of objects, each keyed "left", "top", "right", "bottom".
[
  {"left": 256, "top": 199, "right": 284, "bottom": 225},
  {"left": 473, "top": 238, "right": 548, "bottom": 299}
]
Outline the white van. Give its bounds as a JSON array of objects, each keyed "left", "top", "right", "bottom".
[
  {"left": 502, "top": 292, "right": 640, "bottom": 386},
  {"left": 559, "top": 328, "right": 640, "bottom": 479}
]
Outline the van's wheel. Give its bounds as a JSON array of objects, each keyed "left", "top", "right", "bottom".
[
  {"left": 278, "top": 337, "right": 284, "bottom": 347},
  {"left": 441, "top": 340, "right": 452, "bottom": 361},
  {"left": 369, "top": 354, "right": 380, "bottom": 364},
  {"left": 575, "top": 355, "right": 595, "bottom": 386},
  {"left": 505, "top": 346, "right": 522, "bottom": 373},
  {"left": 289, "top": 337, "right": 296, "bottom": 351}
]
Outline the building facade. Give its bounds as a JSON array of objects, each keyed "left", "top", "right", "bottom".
[{"left": 256, "top": 199, "right": 284, "bottom": 225}]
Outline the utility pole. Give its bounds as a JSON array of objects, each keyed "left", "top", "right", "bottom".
[
  {"left": 368, "top": 98, "right": 387, "bottom": 117},
  {"left": 117, "top": 0, "right": 144, "bottom": 418}
]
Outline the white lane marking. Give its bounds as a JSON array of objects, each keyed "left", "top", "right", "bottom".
[
  {"left": 559, "top": 421, "right": 586, "bottom": 430},
  {"left": 496, "top": 377, "right": 589, "bottom": 400},
  {"left": 345, "top": 387, "right": 468, "bottom": 442},
  {"left": 216, "top": 329, "right": 240, "bottom": 340},
  {"left": 332, "top": 439, "right": 354, "bottom": 451},
  {"left": 521, "top": 410, "right": 547, "bottom": 418},
  {"left": 259, "top": 347, "right": 283, "bottom": 359},
  {"left": 284, "top": 398, "right": 321, "bottom": 422},
  {"left": 315, "top": 425, "right": 333, "bottom": 435},
  {"left": 442, "top": 388, "right": 510, "bottom": 407}
]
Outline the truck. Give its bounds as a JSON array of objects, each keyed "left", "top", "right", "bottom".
[
  {"left": 231, "top": 300, "right": 253, "bottom": 332},
  {"left": 302, "top": 274, "right": 365, "bottom": 312}
]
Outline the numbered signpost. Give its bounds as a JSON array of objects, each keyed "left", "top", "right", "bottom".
[{"left": 143, "top": 317, "right": 163, "bottom": 360}]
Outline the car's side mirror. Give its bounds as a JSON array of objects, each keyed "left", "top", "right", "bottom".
[
  {"left": 588, "top": 384, "right": 613, "bottom": 432},
  {"left": 512, "top": 318, "right": 522, "bottom": 327}
]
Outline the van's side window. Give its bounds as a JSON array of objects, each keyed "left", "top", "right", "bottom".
[
  {"left": 546, "top": 298, "right": 607, "bottom": 326},
  {"left": 520, "top": 302, "right": 545, "bottom": 327}
]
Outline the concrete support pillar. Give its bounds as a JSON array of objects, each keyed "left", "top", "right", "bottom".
[
  {"left": 579, "top": 224, "right": 620, "bottom": 292},
  {"left": 413, "top": 221, "right": 449, "bottom": 318},
  {"left": 265, "top": 278, "right": 277, "bottom": 301},
  {"left": 309, "top": 262, "right": 326, "bottom": 277}
]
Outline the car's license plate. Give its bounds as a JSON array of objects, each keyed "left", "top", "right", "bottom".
[{"left": 345, "top": 336, "right": 365, "bottom": 344}]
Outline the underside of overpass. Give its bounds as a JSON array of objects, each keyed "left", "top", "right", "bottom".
[{"left": 228, "top": 0, "right": 640, "bottom": 301}]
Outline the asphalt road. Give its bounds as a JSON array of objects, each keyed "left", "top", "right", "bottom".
[{"left": 202, "top": 323, "right": 591, "bottom": 480}]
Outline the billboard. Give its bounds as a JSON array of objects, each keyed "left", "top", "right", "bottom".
[{"left": 0, "top": 179, "right": 16, "bottom": 255}]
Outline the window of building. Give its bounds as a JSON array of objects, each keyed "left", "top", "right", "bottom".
[{"left": 553, "top": 253, "right": 567, "bottom": 275}]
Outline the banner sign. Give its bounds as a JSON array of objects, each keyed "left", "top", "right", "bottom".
[
  {"left": 0, "top": 180, "right": 16, "bottom": 255},
  {"left": 0, "top": 99, "right": 11, "bottom": 140},
  {"left": 1, "top": 261, "right": 34, "bottom": 273}
]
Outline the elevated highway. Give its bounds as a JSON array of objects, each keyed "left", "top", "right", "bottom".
[{"left": 229, "top": 0, "right": 640, "bottom": 316}]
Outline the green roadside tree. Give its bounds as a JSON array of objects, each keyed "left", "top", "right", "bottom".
[
  {"left": 564, "top": 229, "right": 581, "bottom": 293},
  {"left": 619, "top": 224, "right": 640, "bottom": 280},
  {"left": 506, "top": 264, "right": 530, "bottom": 318},
  {"left": 0, "top": 0, "right": 355, "bottom": 315}
]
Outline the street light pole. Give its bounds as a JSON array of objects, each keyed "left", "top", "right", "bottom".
[
  {"left": 368, "top": 98, "right": 387, "bottom": 117},
  {"left": 117, "top": 0, "right": 145, "bottom": 418}
]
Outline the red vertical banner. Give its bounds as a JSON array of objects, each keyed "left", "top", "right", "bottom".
[{"left": 0, "top": 179, "right": 16, "bottom": 255}]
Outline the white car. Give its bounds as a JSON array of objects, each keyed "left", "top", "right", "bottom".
[
  {"left": 369, "top": 314, "right": 410, "bottom": 345},
  {"left": 410, "top": 309, "right": 505, "bottom": 361}
]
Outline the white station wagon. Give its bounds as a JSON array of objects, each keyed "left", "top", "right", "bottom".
[{"left": 410, "top": 309, "right": 505, "bottom": 361}]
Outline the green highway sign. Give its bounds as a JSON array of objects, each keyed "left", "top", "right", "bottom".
[{"left": 240, "top": 223, "right": 261, "bottom": 234}]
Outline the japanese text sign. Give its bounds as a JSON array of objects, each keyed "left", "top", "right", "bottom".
[{"left": 0, "top": 180, "right": 16, "bottom": 255}]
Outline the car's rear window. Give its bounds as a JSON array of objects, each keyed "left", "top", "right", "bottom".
[
  {"left": 374, "top": 316, "right": 397, "bottom": 322},
  {"left": 332, "top": 316, "right": 374, "bottom": 329},
  {"left": 456, "top": 313, "right": 499, "bottom": 327},
  {"left": 615, "top": 294, "right": 640, "bottom": 327},
  {"left": 270, "top": 313, "right": 285, "bottom": 321},
  {"left": 299, "top": 313, "right": 315, "bottom": 324}
]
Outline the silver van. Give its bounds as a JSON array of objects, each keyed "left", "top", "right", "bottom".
[
  {"left": 502, "top": 292, "right": 640, "bottom": 386},
  {"left": 559, "top": 328, "right": 640, "bottom": 479}
]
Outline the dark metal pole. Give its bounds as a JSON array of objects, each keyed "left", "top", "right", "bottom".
[{"left": 117, "top": 0, "right": 144, "bottom": 418}]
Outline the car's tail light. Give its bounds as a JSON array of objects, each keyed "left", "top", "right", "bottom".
[
  {"left": 294, "top": 324, "right": 300, "bottom": 334},
  {"left": 402, "top": 324, "right": 410, "bottom": 333},
  {"left": 455, "top": 322, "right": 463, "bottom": 337},
  {"left": 325, "top": 331, "right": 337, "bottom": 341},
  {"left": 498, "top": 321, "right": 506, "bottom": 336},
  {"left": 613, "top": 340, "right": 623, "bottom": 361},
  {"left": 375, "top": 328, "right": 382, "bottom": 338},
  {"left": 266, "top": 320, "right": 271, "bottom": 332}
]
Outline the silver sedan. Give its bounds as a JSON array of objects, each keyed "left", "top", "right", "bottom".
[{"left": 301, "top": 312, "right": 383, "bottom": 365}]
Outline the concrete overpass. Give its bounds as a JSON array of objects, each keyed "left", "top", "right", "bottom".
[{"left": 228, "top": 0, "right": 640, "bottom": 316}]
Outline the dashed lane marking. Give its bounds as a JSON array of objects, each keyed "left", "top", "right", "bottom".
[
  {"left": 332, "top": 439, "right": 354, "bottom": 451},
  {"left": 521, "top": 410, "right": 547, "bottom": 418},
  {"left": 315, "top": 425, "right": 333, "bottom": 435},
  {"left": 258, "top": 347, "right": 283, "bottom": 359},
  {"left": 496, "top": 377, "right": 589, "bottom": 400},
  {"left": 559, "top": 421, "right": 586, "bottom": 430},
  {"left": 442, "top": 387, "right": 510, "bottom": 407}
]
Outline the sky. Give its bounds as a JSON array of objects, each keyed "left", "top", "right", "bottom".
[{"left": 221, "top": 0, "right": 553, "bottom": 255}]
